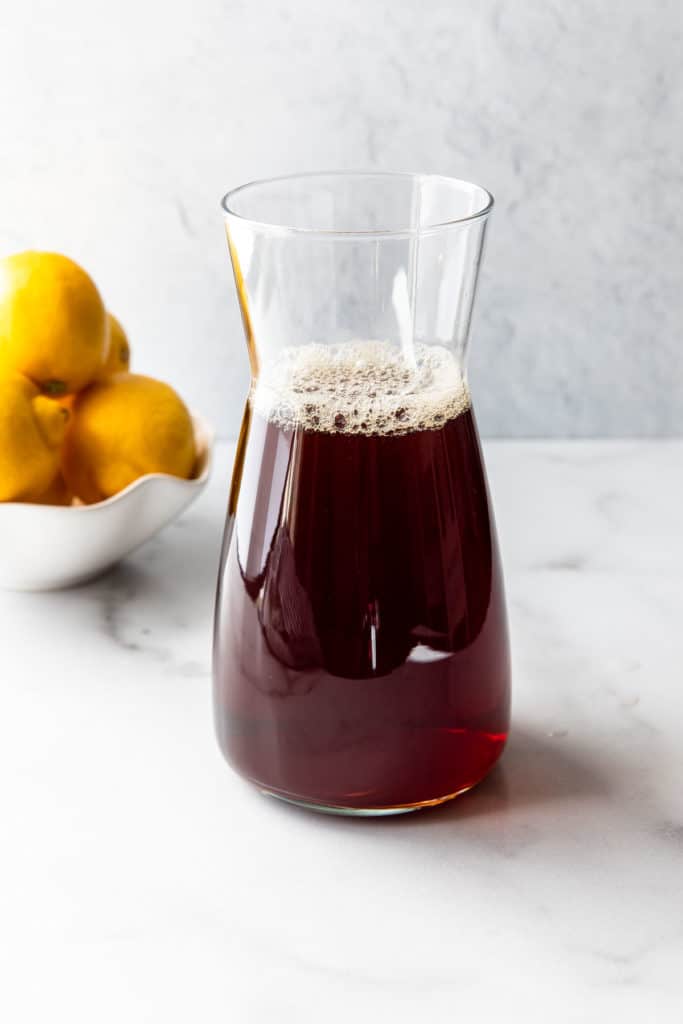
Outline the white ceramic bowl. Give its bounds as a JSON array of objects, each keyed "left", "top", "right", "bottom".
[{"left": 0, "top": 415, "right": 214, "bottom": 591}]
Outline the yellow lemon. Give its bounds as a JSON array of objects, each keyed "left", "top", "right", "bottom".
[
  {"left": 98, "top": 312, "right": 131, "bottom": 379},
  {"left": 63, "top": 373, "right": 196, "bottom": 504},
  {"left": 0, "top": 251, "right": 108, "bottom": 395},
  {"left": 0, "top": 372, "right": 70, "bottom": 502},
  {"left": 28, "top": 473, "right": 73, "bottom": 506}
]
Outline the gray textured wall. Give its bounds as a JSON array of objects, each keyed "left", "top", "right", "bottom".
[{"left": 1, "top": 0, "right": 681, "bottom": 437}]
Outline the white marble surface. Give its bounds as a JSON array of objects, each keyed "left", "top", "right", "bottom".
[
  {"left": 1, "top": 439, "right": 683, "bottom": 1022},
  {"left": 1, "top": 0, "right": 682, "bottom": 437}
]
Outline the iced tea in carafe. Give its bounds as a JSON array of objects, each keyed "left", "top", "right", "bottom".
[{"left": 214, "top": 173, "right": 510, "bottom": 814}]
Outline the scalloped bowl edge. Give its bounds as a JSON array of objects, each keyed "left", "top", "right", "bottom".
[{"left": 0, "top": 413, "right": 215, "bottom": 591}]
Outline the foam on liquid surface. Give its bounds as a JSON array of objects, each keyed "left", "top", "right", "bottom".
[{"left": 253, "top": 340, "right": 469, "bottom": 436}]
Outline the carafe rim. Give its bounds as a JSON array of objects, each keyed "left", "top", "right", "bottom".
[{"left": 221, "top": 170, "right": 494, "bottom": 240}]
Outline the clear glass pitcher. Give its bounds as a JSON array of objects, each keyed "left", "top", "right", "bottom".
[{"left": 214, "top": 172, "right": 510, "bottom": 815}]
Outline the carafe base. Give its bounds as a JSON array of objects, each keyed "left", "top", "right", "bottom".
[{"left": 259, "top": 778, "right": 487, "bottom": 817}]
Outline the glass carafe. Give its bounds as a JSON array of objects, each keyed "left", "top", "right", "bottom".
[{"left": 214, "top": 172, "right": 510, "bottom": 815}]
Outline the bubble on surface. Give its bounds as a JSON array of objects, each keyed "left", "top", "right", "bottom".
[{"left": 253, "top": 340, "right": 470, "bottom": 436}]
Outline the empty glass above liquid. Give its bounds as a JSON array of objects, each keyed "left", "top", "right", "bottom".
[{"left": 213, "top": 172, "right": 511, "bottom": 815}]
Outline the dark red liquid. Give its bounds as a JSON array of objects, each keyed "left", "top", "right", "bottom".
[{"left": 214, "top": 405, "right": 510, "bottom": 811}]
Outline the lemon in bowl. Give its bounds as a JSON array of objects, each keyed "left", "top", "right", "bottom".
[
  {"left": 0, "top": 371, "right": 70, "bottom": 501},
  {"left": 98, "top": 312, "right": 131, "bottom": 379},
  {"left": 62, "top": 373, "right": 198, "bottom": 505},
  {"left": 0, "top": 251, "right": 108, "bottom": 395}
]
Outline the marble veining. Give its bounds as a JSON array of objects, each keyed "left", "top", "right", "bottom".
[{"left": 1, "top": 440, "right": 683, "bottom": 1021}]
